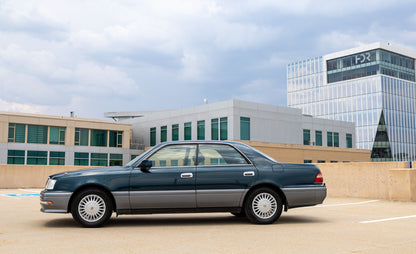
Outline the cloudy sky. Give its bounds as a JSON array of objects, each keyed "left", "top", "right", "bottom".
[{"left": 1, "top": 0, "right": 416, "bottom": 119}]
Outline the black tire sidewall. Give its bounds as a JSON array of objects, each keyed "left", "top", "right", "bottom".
[
  {"left": 71, "top": 188, "right": 113, "bottom": 228},
  {"left": 244, "top": 187, "right": 283, "bottom": 224}
]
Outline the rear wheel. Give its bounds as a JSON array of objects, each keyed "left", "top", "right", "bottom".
[
  {"left": 71, "top": 188, "right": 113, "bottom": 227},
  {"left": 244, "top": 188, "right": 283, "bottom": 224}
]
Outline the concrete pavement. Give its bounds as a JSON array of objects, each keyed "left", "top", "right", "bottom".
[{"left": 1, "top": 189, "right": 416, "bottom": 253}]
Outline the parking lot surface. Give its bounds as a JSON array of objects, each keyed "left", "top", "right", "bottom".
[{"left": 1, "top": 189, "right": 416, "bottom": 254}]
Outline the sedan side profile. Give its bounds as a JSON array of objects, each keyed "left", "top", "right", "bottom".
[{"left": 41, "top": 141, "right": 326, "bottom": 227}]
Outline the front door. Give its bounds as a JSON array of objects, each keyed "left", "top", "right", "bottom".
[{"left": 129, "top": 144, "right": 197, "bottom": 209}]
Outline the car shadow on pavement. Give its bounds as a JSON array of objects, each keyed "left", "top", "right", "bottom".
[{"left": 43, "top": 214, "right": 329, "bottom": 228}]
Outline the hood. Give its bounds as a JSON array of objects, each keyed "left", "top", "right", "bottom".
[{"left": 49, "top": 166, "right": 127, "bottom": 179}]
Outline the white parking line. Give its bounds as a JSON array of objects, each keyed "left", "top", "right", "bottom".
[
  {"left": 18, "top": 189, "right": 41, "bottom": 193},
  {"left": 300, "top": 200, "right": 379, "bottom": 209},
  {"left": 360, "top": 215, "right": 416, "bottom": 224},
  {"left": 317, "top": 200, "right": 379, "bottom": 207}
]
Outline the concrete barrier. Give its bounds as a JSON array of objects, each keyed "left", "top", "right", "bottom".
[
  {"left": 0, "top": 165, "right": 96, "bottom": 189},
  {"left": 318, "top": 161, "right": 416, "bottom": 201},
  {"left": 1, "top": 162, "right": 415, "bottom": 202}
]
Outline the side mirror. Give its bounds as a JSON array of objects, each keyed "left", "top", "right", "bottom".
[{"left": 139, "top": 160, "right": 153, "bottom": 172}]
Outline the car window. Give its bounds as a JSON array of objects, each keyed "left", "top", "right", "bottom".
[
  {"left": 198, "top": 144, "right": 249, "bottom": 165},
  {"left": 147, "top": 145, "right": 197, "bottom": 167}
]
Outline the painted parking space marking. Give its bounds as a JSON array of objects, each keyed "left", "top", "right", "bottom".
[
  {"left": 18, "top": 189, "right": 41, "bottom": 193},
  {"left": 300, "top": 200, "right": 379, "bottom": 209},
  {"left": 317, "top": 200, "right": 379, "bottom": 207},
  {"left": 1, "top": 194, "right": 40, "bottom": 197},
  {"left": 360, "top": 215, "right": 416, "bottom": 224}
]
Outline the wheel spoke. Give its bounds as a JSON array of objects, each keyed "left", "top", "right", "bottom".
[
  {"left": 252, "top": 192, "right": 277, "bottom": 219},
  {"left": 78, "top": 194, "right": 106, "bottom": 223}
]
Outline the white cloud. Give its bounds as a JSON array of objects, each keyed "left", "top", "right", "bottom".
[
  {"left": 234, "top": 79, "right": 285, "bottom": 104},
  {"left": 0, "top": 0, "right": 415, "bottom": 119},
  {"left": 0, "top": 98, "right": 49, "bottom": 114}
]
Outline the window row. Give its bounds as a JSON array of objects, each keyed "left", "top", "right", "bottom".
[
  {"left": 327, "top": 49, "right": 415, "bottom": 77},
  {"left": 7, "top": 123, "right": 123, "bottom": 148},
  {"left": 8, "top": 124, "right": 65, "bottom": 145},
  {"left": 303, "top": 129, "right": 352, "bottom": 148},
  {"left": 150, "top": 117, "right": 243, "bottom": 146},
  {"left": 75, "top": 128, "right": 123, "bottom": 148},
  {"left": 7, "top": 150, "right": 123, "bottom": 166}
]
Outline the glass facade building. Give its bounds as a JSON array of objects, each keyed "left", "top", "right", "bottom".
[{"left": 287, "top": 43, "right": 416, "bottom": 161}]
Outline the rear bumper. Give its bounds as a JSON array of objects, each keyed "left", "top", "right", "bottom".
[
  {"left": 40, "top": 190, "right": 72, "bottom": 213},
  {"left": 282, "top": 185, "right": 327, "bottom": 209}
]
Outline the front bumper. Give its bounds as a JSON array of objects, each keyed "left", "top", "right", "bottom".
[{"left": 40, "top": 190, "right": 72, "bottom": 213}]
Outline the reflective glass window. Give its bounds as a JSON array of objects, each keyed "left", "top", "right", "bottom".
[
  {"left": 198, "top": 144, "right": 248, "bottom": 165},
  {"left": 27, "top": 150, "right": 47, "bottom": 165},
  {"left": 8, "top": 123, "right": 25, "bottom": 143},
  {"left": 147, "top": 145, "right": 197, "bottom": 167},
  {"left": 90, "top": 129, "right": 107, "bottom": 147},
  {"left": 184, "top": 122, "right": 192, "bottom": 140},
  {"left": 240, "top": 117, "right": 250, "bottom": 141},
  {"left": 7, "top": 150, "right": 25, "bottom": 165},
  {"left": 197, "top": 121, "right": 205, "bottom": 140},
  {"left": 172, "top": 124, "right": 179, "bottom": 141},
  {"left": 150, "top": 127, "right": 156, "bottom": 146},
  {"left": 91, "top": 153, "right": 108, "bottom": 166},
  {"left": 50, "top": 151, "right": 65, "bottom": 165},
  {"left": 303, "top": 129, "right": 310, "bottom": 145},
  {"left": 74, "top": 152, "right": 89, "bottom": 166},
  {"left": 211, "top": 119, "right": 219, "bottom": 140},
  {"left": 220, "top": 117, "right": 228, "bottom": 140},
  {"left": 110, "top": 154, "right": 123, "bottom": 166},
  {"left": 109, "top": 131, "right": 123, "bottom": 147},
  {"left": 160, "top": 126, "right": 167, "bottom": 142},
  {"left": 75, "top": 128, "right": 89, "bottom": 146},
  {"left": 50, "top": 127, "right": 66, "bottom": 145},
  {"left": 27, "top": 125, "right": 48, "bottom": 144}
]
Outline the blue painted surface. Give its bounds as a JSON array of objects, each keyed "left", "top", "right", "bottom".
[{"left": 4, "top": 194, "right": 40, "bottom": 197}]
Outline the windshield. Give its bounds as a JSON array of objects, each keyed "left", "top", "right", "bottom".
[{"left": 125, "top": 145, "right": 160, "bottom": 167}]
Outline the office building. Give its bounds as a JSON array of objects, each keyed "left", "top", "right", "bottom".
[
  {"left": 287, "top": 42, "right": 416, "bottom": 161},
  {"left": 0, "top": 112, "right": 140, "bottom": 166},
  {"left": 105, "top": 99, "right": 369, "bottom": 163}
]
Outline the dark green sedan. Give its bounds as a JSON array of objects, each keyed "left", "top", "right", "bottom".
[{"left": 40, "top": 141, "right": 326, "bottom": 227}]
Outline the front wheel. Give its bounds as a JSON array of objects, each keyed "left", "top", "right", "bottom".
[
  {"left": 71, "top": 188, "right": 113, "bottom": 227},
  {"left": 244, "top": 188, "right": 283, "bottom": 224}
]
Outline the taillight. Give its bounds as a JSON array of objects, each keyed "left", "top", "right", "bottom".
[{"left": 314, "top": 172, "right": 323, "bottom": 183}]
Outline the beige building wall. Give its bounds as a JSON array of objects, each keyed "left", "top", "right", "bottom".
[
  {"left": 0, "top": 111, "right": 140, "bottom": 165},
  {"left": 0, "top": 112, "right": 132, "bottom": 148},
  {"left": 240, "top": 140, "right": 371, "bottom": 163}
]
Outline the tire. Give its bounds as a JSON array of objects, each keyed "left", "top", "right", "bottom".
[
  {"left": 71, "top": 188, "right": 113, "bottom": 228},
  {"left": 244, "top": 187, "right": 283, "bottom": 224}
]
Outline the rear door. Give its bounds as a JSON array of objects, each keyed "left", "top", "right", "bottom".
[{"left": 196, "top": 144, "right": 257, "bottom": 208}]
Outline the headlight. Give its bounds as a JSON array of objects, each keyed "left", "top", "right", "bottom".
[{"left": 45, "top": 178, "right": 57, "bottom": 190}]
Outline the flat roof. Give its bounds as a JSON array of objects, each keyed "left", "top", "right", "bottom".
[
  {"left": 324, "top": 42, "right": 416, "bottom": 60},
  {"left": 0, "top": 111, "right": 131, "bottom": 126}
]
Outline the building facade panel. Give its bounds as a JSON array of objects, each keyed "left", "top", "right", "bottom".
[
  {"left": 0, "top": 112, "right": 140, "bottom": 166},
  {"left": 287, "top": 43, "right": 416, "bottom": 161},
  {"left": 108, "top": 100, "right": 357, "bottom": 157}
]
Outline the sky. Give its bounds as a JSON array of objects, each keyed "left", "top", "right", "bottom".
[{"left": 1, "top": 0, "right": 416, "bottom": 119}]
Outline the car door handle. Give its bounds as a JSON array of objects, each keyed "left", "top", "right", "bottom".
[
  {"left": 181, "top": 173, "right": 193, "bottom": 178},
  {"left": 243, "top": 171, "right": 255, "bottom": 177}
]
